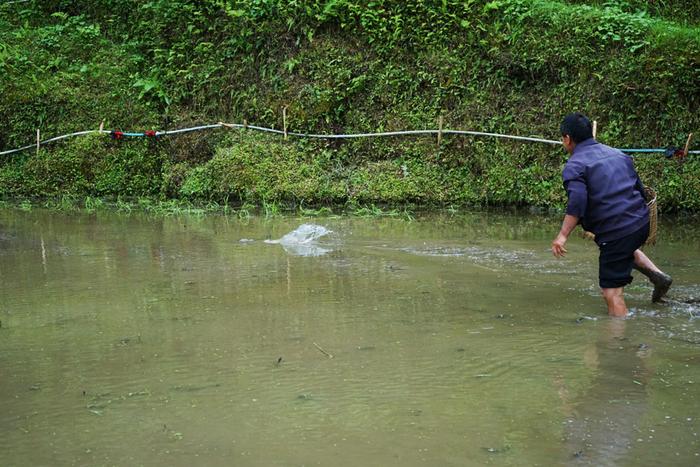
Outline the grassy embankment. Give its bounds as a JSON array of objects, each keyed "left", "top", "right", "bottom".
[{"left": 0, "top": 0, "right": 698, "bottom": 212}]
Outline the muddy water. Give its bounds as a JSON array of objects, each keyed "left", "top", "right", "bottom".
[{"left": 0, "top": 208, "right": 699, "bottom": 466}]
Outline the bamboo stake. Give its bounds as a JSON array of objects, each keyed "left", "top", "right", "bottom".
[
  {"left": 313, "top": 342, "right": 334, "bottom": 359},
  {"left": 283, "top": 106, "right": 288, "bottom": 140},
  {"left": 592, "top": 120, "right": 597, "bottom": 139},
  {"left": 99, "top": 120, "right": 104, "bottom": 132},
  {"left": 683, "top": 133, "right": 694, "bottom": 157},
  {"left": 437, "top": 115, "right": 444, "bottom": 147},
  {"left": 36, "top": 129, "right": 40, "bottom": 154}
]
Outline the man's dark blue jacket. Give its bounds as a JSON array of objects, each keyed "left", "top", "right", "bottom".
[{"left": 563, "top": 138, "right": 649, "bottom": 244}]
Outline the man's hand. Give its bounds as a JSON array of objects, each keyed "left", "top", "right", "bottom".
[
  {"left": 552, "top": 233, "right": 568, "bottom": 258},
  {"left": 552, "top": 214, "right": 579, "bottom": 258}
]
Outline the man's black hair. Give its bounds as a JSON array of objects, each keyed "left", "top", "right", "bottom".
[{"left": 560, "top": 112, "right": 593, "bottom": 144}]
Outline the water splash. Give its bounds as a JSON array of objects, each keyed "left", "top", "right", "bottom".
[{"left": 265, "top": 224, "right": 333, "bottom": 257}]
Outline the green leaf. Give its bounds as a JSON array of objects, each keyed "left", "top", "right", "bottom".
[{"left": 484, "top": 1, "right": 502, "bottom": 12}]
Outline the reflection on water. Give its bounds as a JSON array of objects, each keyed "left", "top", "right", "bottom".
[
  {"left": 0, "top": 208, "right": 699, "bottom": 466},
  {"left": 560, "top": 319, "right": 651, "bottom": 466}
]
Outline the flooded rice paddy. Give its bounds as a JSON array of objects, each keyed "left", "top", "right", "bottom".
[{"left": 1, "top": 207, "right": 699, "bottom": 466}]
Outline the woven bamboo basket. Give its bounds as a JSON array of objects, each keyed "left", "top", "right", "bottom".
[{"left": 581, "top": 186, "right": 658, "bottom": 246}]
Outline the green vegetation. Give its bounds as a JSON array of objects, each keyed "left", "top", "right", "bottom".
[{"left": 1, "top": 0, "right": 698, "bottom": 210}]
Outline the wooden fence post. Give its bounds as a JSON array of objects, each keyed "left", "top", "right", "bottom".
[
  {"left": 683, "top": 133, "right": 694, "bottom": 157},
  {"left": 283, "top": 106, "right": 288, "bottom": 140},
  {"left": 592, "top": 120, "right": 597, "bottom": 139}
]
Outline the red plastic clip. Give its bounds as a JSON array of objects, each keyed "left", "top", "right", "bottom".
[
  {"left": 144, "top": 130, "right": 157, "bottom": 138},
  {"left": 110, "top": 130, "right": 124, "bottom": 140}
]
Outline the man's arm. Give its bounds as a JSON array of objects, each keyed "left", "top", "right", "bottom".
[
  {"left": 553, "top": 168, "right": 587, "bottom": 257},
  {"left": 552, "top": 214, "right": 579, "bottom": 257}
]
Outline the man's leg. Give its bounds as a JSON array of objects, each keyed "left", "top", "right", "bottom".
[
  {"left": 601, "top": 287, "right": 628, "bottom": 317},
  {"left": 633, "top": 249, "right": 672, "bottom": 302}
]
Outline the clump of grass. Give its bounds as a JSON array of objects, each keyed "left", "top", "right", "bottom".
[
  {"left": 84, "top": 196, "right": 105, "bottom": 213},
  {"left": 236, "top": 201, "right": 254, "bottom": 219},
  {"left": 43, "top": 195, "right": 80, "bottom": 211},
  {"left": 262, "top": 199, "right": 282, "bottom": 218},
  {"left": 19, "top": 199, "right": 33, "bottom": 211},
  {"left": 347, "top": 203, "right": 415, "bottom": 221},
  {"left": 299, "top": 203, "right": 335, "bottom": 217},
  {"left": 115, "top": 196, "right": 132, "bottom": 213}
]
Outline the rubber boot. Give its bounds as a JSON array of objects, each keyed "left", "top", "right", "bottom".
[{"left": 634, "top": 265, "right": 673, "bottom": 303}]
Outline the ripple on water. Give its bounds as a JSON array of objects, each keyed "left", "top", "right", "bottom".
[
  {"left": 398, "top": 243, "right": 583, "bottom": 275},
  {"left": 640, "top": 286, "right": 700, "bottom": 346}
]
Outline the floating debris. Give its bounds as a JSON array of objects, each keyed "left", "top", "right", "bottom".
[
  {"left": 171, "top": 383, "right": 221, "bottom": 392},
  {"left": 482, "top": 446, "right": 510, "bottom": 454},
  {"left": 118, "top": 335, "right": 142, "bottom": 346},
  {"left": 313, "top": 342, "right": 334, "bottom": 359}
]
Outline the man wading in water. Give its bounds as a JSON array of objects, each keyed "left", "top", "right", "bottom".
[{"left": 551, "top": 113, "right": 672, "bottom": 317}]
